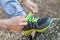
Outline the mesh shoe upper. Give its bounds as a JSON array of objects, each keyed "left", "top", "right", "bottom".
[{"left": 22, "top": 12, "right": 51, "bottom": 30}]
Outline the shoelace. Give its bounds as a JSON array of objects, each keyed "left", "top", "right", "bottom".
[
  {"left": 23, "top": 12, "right": 39, "bottom": 30},
  {"left": 26, "top": 12, "right": 49, "bottom": 29},
  {"left": 26, "top": 12, "right": 39, "bottom": 22},
  {"left": 23, "top": 12, "right": 51, "bottom": 30}
]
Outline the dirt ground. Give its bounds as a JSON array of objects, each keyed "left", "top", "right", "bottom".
[{"left": 0, "top": 0, "right": 60, "bottom": 40}]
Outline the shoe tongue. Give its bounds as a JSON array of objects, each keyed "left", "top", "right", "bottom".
[{"left": 26, "top": 12, "right": 39, "bottom": 22}]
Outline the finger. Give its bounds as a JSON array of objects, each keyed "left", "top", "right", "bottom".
[
  {"left": 35, "top": 6, "right": 38, "bottom": 13},
  {"left": 32, "top": 4, "right": 38, "bottom": 13},
  {"left": 15, "top": 16, "right": 27, "bottom": 22},
  {"left": 30, "top": 3, "right": 38, "bottom": 13},
  {"left": 19, "top": 19, "right": 27, "bottom": 23},
  {"left": 29, "top": 6, "right": 35, "bottom": 13},
  {"left": 11, "top": 16, "right": 26, "bottom": 20},
  {"left": 29, "top": 5, "right": 38, "bottom": 13},
  {"left": 20, "top": 17, "right": 26, "bottom": 20},
  {"left": 15, "top": 16, "right": 26, "bottom": 19},
  {"left": 19, "top": 22, "right": 27, "bottom": 26},
  {"left": 19, "top": 26, "right": 24, "bottom": 31}
]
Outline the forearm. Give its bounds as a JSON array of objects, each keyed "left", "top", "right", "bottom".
[
  {"left": 0, "top": 19, "right": 16, "bottom": 30},
  {"left": 0, "top": 19, "right": 11, "bottom": 30},
  {"left": 0, "top": 18, "right": 21, "bottom": 31}
]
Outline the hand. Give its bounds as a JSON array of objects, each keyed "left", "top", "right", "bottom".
[
  {"left": 8, "top": 16, "right": 27, "bottom": 32},
  {"left": 0, "top": 16, "right": 27, "bottom": 32},
  {"left": 23, "top": 0, "right": 38, "bottom": 13}
]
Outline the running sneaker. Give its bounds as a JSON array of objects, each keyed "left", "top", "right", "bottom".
[{"left": 22, "top": 12, "right": 53, "bottom": 34}]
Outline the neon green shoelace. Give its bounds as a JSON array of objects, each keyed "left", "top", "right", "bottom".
[{"left": 26, "top": 12, "right": 39, "bottom": 22}]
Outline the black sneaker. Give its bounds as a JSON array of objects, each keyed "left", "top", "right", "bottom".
[{"left": 22, "top": 12, "right": 53, "bottom": 34}]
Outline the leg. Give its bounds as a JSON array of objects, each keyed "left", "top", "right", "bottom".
[{"left": 0, "top": 0, "right": 26, "bottom": 18}]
